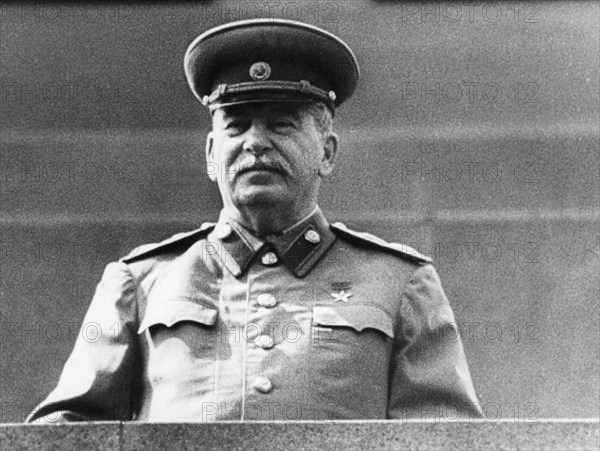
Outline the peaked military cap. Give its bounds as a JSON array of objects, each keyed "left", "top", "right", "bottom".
[{"left": 184, "top": 18, "right": 360, "bottom": 112}]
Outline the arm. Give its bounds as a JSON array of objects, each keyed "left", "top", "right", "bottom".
[
  {"left": 26, "top": 262, "right": 140, "bottom": 423},
  {"left": 387, "top": 264, "right": 483, "bottom": 420}
]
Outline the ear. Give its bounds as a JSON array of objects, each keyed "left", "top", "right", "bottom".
[
  {"left": 205, "top": 131, "right": 217, "bottom": 183},
  {"left": 318, "top": 132, "right": 338, "bottom": 177}
]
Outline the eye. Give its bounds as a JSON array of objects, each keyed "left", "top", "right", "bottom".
[
  {"left": 224, "top": 119, "right": 249, "bottom": 135},
  {"left": 271, "top": 119, "right": 296, "bottom": 131}
]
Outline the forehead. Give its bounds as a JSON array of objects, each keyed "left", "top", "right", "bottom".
[{"left": 213, "top": 102, "right": 309, "bottom": 120}]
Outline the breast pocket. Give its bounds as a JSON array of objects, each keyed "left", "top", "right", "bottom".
[
  {"left": 309, "top": 304, "right": 394, "bottom": 409},
  {"left": 311, "top": 304, "right": 394, "bottom": 347},
  {"left": 138, "top": 299, "right": 219, "bottom": 359},
  {"left": 138, "top": 299, "right": 220, "bottom": 395}
]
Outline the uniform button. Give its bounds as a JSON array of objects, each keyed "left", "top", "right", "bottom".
[
  {"left": 261, "top": 251, "right": 278, "bottom": 266},
  {"left": 257, "top": 293, "right": 277, "bottom": 308},
  {"left": 256, "top": 335, "right": 274, "bottom": 349},
  {"left": 253, "top": 376, "right": 273, "bottom": 394},
  {"left": 304, "top": 229, "right": 321, "bottom": 244},
  {"left": 216, "top": 223, "right": 232, "bottom": 240}
]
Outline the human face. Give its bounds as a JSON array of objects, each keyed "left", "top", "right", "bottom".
[{"left": 206, "top": 102, "right": 337, "bottom": 221}]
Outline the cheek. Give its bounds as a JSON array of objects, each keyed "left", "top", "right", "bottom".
[
  {"left": 298, "top": 142, "right": 324, "bottom": 174},
  {"left": 211, "top": 139, "right": 240, "bottom": 166}
]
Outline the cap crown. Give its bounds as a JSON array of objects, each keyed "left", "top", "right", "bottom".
[{"left": 184, "top": 19, "right": 360, "bottom": 110}]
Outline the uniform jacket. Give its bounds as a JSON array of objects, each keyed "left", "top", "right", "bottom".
[{"left": 27, "top": 209, "right": 482, "bottom": 422}]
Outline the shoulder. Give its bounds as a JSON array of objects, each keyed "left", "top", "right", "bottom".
[
  {"left": 330, "top": 222, "right": 432, "bottom": 265},
  {"left": 120, "top": 222, "right": 215, "bottom": 264}
]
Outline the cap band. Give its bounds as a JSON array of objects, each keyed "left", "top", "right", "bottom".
[{"left": 205, "top": 80, "right": 336, "bottom": 110}]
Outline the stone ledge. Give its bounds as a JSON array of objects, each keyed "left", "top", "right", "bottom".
[
  {"left": 0, "top": 422, "right": 121, "bottom": 451},
  {"left": 1, "top": 420, "right": 598, "bottom": 451}
]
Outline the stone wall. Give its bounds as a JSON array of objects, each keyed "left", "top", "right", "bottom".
[{"left": 1, "top": 421, "right": 599, "bottom": 450}]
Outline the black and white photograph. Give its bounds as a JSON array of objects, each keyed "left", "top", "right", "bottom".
[{"left": 0, "top": 1, "right": 598, "bottom": 450}]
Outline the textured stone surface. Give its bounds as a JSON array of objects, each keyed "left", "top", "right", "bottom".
[
  {"left": 123, "top": 421, "right": 600, "bottom": 451},
  {"left": 0, "top": 422, "right": 120, "bottom": 451},
  {"left": 0, "top": 421, "right": 598, "bottom": 450}
]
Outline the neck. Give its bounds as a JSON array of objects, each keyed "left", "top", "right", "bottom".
[{"left": 225, "top": 202, "right": 317, "bottom": 235}]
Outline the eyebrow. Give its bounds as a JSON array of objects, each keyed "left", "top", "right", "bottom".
[
  {"left": 220, "top": 105, "right": 247, "bottom": 118},
  {"left": 221, "top": 104, "right": 304, "bottom": 120}
]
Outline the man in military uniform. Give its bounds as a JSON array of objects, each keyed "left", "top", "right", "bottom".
[{"left": 27, "top": 19, "right": 481, "bottom": 422}]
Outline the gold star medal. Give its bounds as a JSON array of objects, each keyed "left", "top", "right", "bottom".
[{"left": 331, "top": 281, "right": 353, "bottom": 303}]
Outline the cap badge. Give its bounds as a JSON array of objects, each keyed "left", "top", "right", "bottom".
[{"left": 249, "top": 61, "right": 271, "bottom": 81}]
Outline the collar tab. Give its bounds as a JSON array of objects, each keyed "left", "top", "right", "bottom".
[{"left": 211, "top": 209, "right": 336, "bottom": 278}]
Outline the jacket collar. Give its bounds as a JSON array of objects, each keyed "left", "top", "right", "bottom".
[{"left": 208, "top": 207, "right": 336, "bottom": 278}]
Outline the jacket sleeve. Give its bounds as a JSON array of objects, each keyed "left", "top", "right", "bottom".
[
  {"left": 387, "top": 264, "right": 483, "bottom": 420},
  {"left": 25, "top": 262, "right": 140, "bottom": 423}
]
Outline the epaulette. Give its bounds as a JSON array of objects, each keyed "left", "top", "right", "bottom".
[
  {"left": 330, "top": 222, "right": 433, "bottom": 264},
  {"left": 120, "top": 222, "right": 215, "bottom": 264}
]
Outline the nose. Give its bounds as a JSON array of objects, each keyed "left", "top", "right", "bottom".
[{"left": 242, "top": 121, "right": 271, "bottom": 155}]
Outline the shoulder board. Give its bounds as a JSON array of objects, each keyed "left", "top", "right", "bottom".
[
  {"left": 330, "top": 222, "right": 433, "bottom": 264},
  {"left": 120, "top": 222, "right": 215, "bottom": 264}
]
